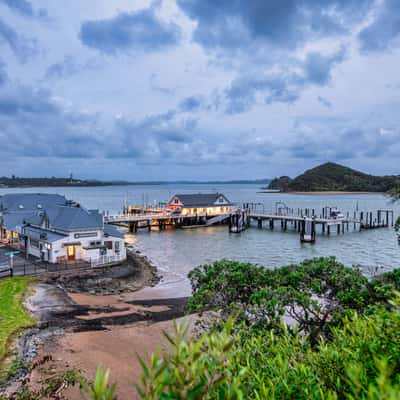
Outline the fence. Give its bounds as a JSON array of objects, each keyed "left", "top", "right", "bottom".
[
  {"left": 0, "top": 264, "right": 13, "bottom": 278},
  {"left": 90, "top": 254, "right": 125, "bottom": 268}
]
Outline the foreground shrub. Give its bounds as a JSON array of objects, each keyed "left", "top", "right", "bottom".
[
  {"left": 135, "top": 319, "right": 244, "bottom": 400},
  {"left": 133, "top": 302, "right": 400, "bottom": 399},
  {"left": 188, "top": 257, "right": 386, "bottom": 342}
]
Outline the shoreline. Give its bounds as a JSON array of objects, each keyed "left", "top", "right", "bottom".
[
  {"left": 287, "top": 191, "right": 385, "bottom": 195},
  {"left": 2, "top": 249, "right": 189, "bottom": 399}
]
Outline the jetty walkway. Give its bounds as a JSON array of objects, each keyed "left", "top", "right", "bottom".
[{"left": 105, "top": 205, "right": 395, "bottom": 243}]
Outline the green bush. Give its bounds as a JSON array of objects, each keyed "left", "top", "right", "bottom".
[
  {"left": 65, "top": 258, "right": 400, "bottom": 399},
  {"left": 395, "top": 216, "right": 400, "bottom": 231},
  {"left": 135, "top": 319, "right": 244, "bottom": 400},
  {"left": 134, "top": 303, "right": 400, "bottom": 399},
  {"left": 188, "top": 257, "right": 385, "bottom": 342}
]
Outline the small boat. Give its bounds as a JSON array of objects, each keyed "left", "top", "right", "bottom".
[{"left": 329, "top": 208, "right": 345, "bottom": 220}]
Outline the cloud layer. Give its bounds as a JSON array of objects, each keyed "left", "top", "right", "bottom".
[
  {"left": 79, "top": 5, "right": 181, "bottom": 55},
  {"left": 0, "top": 0, "right": 400, "bottom": 179}
]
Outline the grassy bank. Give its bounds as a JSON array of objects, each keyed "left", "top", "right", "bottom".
[{"left": 0, "top": 277, "right": 34, "bottom": 364}]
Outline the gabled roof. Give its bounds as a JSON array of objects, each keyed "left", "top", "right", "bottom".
[
  {"left": 1, "top": 211, "right": 42, "bottom": 233},
  {"left": 169, "top": 193, "right": 232, "bottom": 207},
  {"left": 44, "top": 206, "right": 103, "bottom": 231},
  {"left": 0, "top": 193, "right": 66, "bottom": 212}
]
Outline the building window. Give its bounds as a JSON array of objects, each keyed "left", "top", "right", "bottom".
[
  {"left": 104, "top": 241, "right": 113, "bottom": 250},
  {"left": 115, "top": 241, "right": 120, "bottom": 253},
  {"left": 30, "top": 239, "right": 39, "bottom": 248}
]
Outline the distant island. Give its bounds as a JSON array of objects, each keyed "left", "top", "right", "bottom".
[
  {"left": 0, "top": 176, "right": 134, "bottom": 188},
  {"left": 0, "top": 175, "right": 270, "bottom": 188},
  {"left": 268, "top": 162, "right": 400, "bottom": 193}
]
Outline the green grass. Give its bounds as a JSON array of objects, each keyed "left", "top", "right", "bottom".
[{"left": 0, "top": 277, "right": 34, "bottom": 364}]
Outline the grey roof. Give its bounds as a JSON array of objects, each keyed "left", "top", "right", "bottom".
[
  {"left": 170, "top": 193, "right": 232, "bottom": 207},
  {"left": 1, "top": 211, "right": 42, "bottom": 232},
  {"left": 104, "top": 224, "right": 125, "bottom": 239},
  {"left": 0, "top": 193, "right": 66, "bottom": 212},
  {"left": 44, "top": 206, "right": 103, "bottom": 231},
  {"left": 23, "top": 226, "right": 67, "bottom": 243}
]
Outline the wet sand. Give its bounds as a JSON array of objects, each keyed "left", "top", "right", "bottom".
[
  {"left": 27, "top": 287, "right": 192, "bottom": 399},
  {"left": 3, "top": 251, "right": 192, "bottom": 399}
]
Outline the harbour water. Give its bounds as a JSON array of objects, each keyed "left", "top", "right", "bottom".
[{"left": 1, "top": 184, "right": 399, "bottom": 296}]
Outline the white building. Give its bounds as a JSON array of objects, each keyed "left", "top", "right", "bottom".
[
  {"left": 0, "top": 193, "right": 126, "bottom": 265},
  {"left": 166, "top": 193, "right": 235, "bottom": 216}
]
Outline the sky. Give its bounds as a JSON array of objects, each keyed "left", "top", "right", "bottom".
[{"left": 1, "top": 0, "right": 400, "bottom": 181}]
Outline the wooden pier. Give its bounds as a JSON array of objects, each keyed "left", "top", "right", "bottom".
[
  {"left": 105, "top": 204, "right": 395, "bottom": 244},
  {"left": 104, "top": 210, "right": 237, "bottom": 233},
  {"left": 248, "top": 206, "right": 395, "bottom": 242}
]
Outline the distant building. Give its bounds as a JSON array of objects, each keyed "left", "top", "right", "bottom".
[
  {"left": 167, "top": 193, "right": 235, "bottom": 216},
  {"left": 0, "top": 193, "right": 126, "bottom": 264}
]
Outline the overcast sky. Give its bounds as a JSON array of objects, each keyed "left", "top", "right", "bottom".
[{"left": 1, "top": 0, "right": 400, "bottom": 180}]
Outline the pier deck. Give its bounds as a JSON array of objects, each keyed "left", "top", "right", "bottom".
[{"left": 105, "top": 206, "right": 395, "bottom": 242}]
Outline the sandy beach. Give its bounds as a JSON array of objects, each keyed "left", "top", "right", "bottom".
[{"left": 3, "top": 251, "right": 191, "bottom": 399}]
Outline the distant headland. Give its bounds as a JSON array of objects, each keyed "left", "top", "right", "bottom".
[
  {"left": 268, "top": 162, "right": 400, "bottom": 193},
  {"left": 0, "top": 175, "right": 270, "bottom": 188}
]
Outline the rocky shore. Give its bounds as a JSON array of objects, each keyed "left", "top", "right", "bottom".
[{"left": 44, "top": 250, "right": 160, "bottom": 296}]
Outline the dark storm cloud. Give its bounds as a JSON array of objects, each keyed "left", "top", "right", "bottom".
[
  {"left": 224, "top": 48, "right": 345, "bottom": 113},
  {"left": 79, "top": 4, "right": 181, "bottom": 55},
  {"left": 105, "top": 110, "right": 197, "bottom": 161},
  {"left": 0, "top": 83, "right": 102, "bottom": 159},
  {"left": 0, "top": 60, "right": 7, "bottom": 85},
  {"left": 45, "top": 56, "right": 102, "bottom": 80},
  {"left": 179, "top": 95, "right": 202, "bottom": 112},
  {"left": 0, "top": 0, "right": 47, "bottom": 19},
  {"left": 317, "top": 96, "right": 332, "bottom": 108},
  {"left": 359, "top": 0, "right": 400, "bottom": 53},
  {"left": 177, "top": 0, "right": 372, "bottom": 52},
  {"left": 304, "top": 47, "right": 346, "bottom": 85},
  {"left": 0, "top": 18, "right": 37, "bottom": 62},
  {"left": 286, "top": 120, "right": 400, "bottom": 161}
]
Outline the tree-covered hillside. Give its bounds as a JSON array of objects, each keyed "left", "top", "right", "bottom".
[{"left": 269, "top": 162, "right": 400, "bottom": 192}]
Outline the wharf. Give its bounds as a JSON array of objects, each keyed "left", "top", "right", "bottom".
[{"left": 105, "top": 204, "right": 395, "bottom": 243}]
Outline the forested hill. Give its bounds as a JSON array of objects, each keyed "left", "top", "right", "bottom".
[
  {"left": 0, "top": 176, "right": 132, "bottom": 188},
  {"left": 268, "top": 162, "right": 400, "bottom": 192}
]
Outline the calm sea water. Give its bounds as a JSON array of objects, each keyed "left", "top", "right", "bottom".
[{"left": 2, "top": 184, "right": 399, "bottom": 296}]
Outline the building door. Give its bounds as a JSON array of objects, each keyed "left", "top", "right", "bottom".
[{"left": 67, "top": 245, "right": 75, "bottom": 261}]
